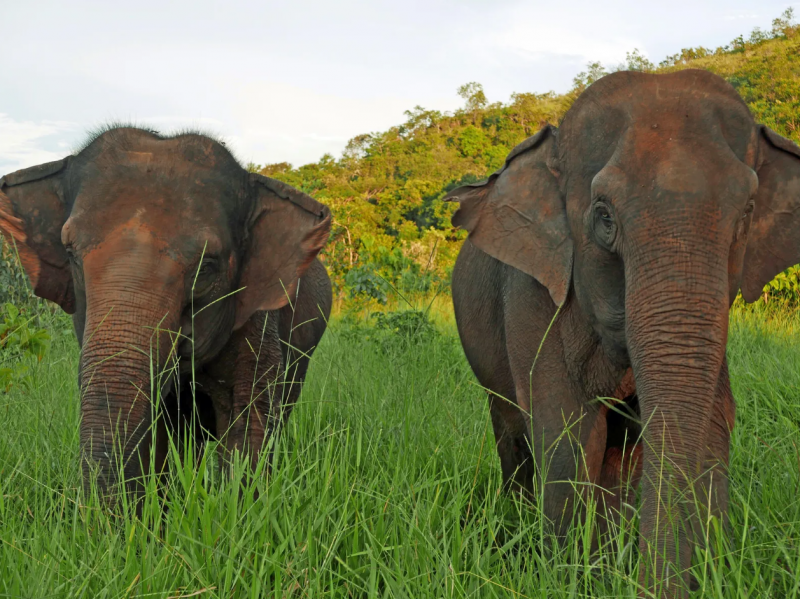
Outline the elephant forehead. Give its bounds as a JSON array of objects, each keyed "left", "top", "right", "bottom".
[
  {"left": 82, "top": 214, "right": 185, "bottom": 283},
  {"left": 75, "top": 148, "right": 242, "bottom": 208},
  {"left": 72, "top": 170, "right": 230, "bottom": 228},
  {"left": 98, "top": 210, "right": 170, "bottom": 249},
  {"left": 561, "top": 73, "right": 757, "bottom": 176},
  {"left": 68, "top": 197, "right": 227, "bottom": 262},
  {"left": 652, "top": 145, "right": 709, "bottom": 193}
]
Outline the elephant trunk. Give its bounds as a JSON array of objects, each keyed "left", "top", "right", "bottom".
[
  {"left": 79, "top": 260, "right": 183, "bottom": 499},
  {"left": 625, "top": 234, "right": 730, "bottom": 597}
]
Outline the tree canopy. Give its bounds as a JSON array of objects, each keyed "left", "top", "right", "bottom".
[{"left": 250, "top": 10, "right": 800, "bottom": 304}]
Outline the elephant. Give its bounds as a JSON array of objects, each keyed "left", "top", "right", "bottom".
[
  {"left": 0, "top": 126, "right": 332, "bottom": 501},
  {"left": 446, "top": 69, "right": 800, "bottom": 598}
]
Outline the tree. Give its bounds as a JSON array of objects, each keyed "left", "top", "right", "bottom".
[
  {"left": 343, "top": 134, "right": 373, "bottom": 162},
  {"left": 659, "top": 47, "right": 710, "bottom": 68},
  {"left": 256, "top": 162, "right": 292, "bottom": 176},
  {"left": 457, "top": 82, "right": 488, "bottom": 112},
  {"left": 621, "top": 49, "right": 655, "bottom": 72},
  {"left": 572, "top": 62, "right": 607, "bottom": 91},
  {"left": 772, "top": 7, "right": 796, "bottom": 38}
]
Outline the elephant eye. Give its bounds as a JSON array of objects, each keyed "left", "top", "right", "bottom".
[
  {"left": 198, "top": 261, "right": 215, "bottom": 276},
  {"left": 196, "top": 258, "right": 219, "bottom": 278},
  {"left": 64, "top": 244, "right": 81, "bottom": 267},
  {"left": 191, "top": 258, "right": 219, "bottom": 297},
  {"left": 592, "top": 201, "right": 617, "bottom": 248},
  {"left": 734, "top": 200, "right": 755, "bottom": 241}
]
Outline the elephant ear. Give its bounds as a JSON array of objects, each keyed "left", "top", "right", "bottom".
[
  {"left": 445, "top": 125, "right": 572, "bottom": 306},
  {"left": 0, "top": 159, "right": 75, "bottom": 313},
  {"left": 234, "top": 174, "right": 331, "bottom": 330},
  {"left": 741, "top": 126, "right": 800, "bottom": 303}
]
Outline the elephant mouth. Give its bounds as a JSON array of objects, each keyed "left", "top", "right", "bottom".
[
  {"left": 177, "top": 307, "right": 235, "bottom": 367},
  {"left": 606, "top": 391, "right": 640, "bottom": 449}
]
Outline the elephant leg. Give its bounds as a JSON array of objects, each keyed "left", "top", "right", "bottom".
[
  {"left": 452, "top": 270, "right": 532, "bottom": 491},
  {"left": 173, "top": 383, "right": 217, "bottom": 466},
  {"left": 458, "top": 336, "right": 532, "bottom": 493},
  {"left": 595, "top": 440, "right": 643, "bottom": 549},
  {"left": 153, "top": 389, "right": 179, "bottom": 474},
  {"left": 507, "top": 316, "right": 608, "bottom": 533},
  {"left": 273, "top": 352, "right": 306, "bottom": 434},
  {"left": 594, "top": 369, "right": 643, "bottom": 538},
  {"left": 491, "top": 388, "right": 535, "bottom": 495},
  {"left": 527, "top": 383, "right": 608, "bottom": 536},
  {"left": 225, "top": 311, "right": 284, "bottom": 471},
  {"left": 451, "top": 243, "right": 534, "bottom": 493},
  {"left": 460, "top": 311, "right": 530, "bottom": 495},
  {"left": 275, "top": 275, "right": 330, "bottom": 436},
  {"left": 196, "top": 311, "right": 284, "bottom": 475},
  {"left": 463, "top": 347, "right": 533, "bottom": 494},
  {"left": 456, "top": 310, "right": 532, "bottom": 493},
  {"left": 194, "top": 373, "right": 235, "bottom": 474}
]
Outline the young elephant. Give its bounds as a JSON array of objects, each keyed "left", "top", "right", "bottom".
[
  {"left": 447, "top": 70, "right": 800, "bottom": 598},
  {"left": 0, "top": 127, "right": 332, "bottom": 500}
]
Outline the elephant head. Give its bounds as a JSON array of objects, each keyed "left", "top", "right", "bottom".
[
  {"left": 447, "top": 69, "right": 800, "bottom": 596},
  {"left": 0, "top": 127, "right": 331, "bottom": 497}
]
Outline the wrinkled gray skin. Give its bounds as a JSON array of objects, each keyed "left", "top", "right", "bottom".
[
  {"left": 448, "top": 70, "right": 800, "bottom": 598},
  {"left": 0, "top": 127, "right": 333, "bottom": 503}
]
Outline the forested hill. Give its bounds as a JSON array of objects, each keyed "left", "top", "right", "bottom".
[{"left": 251, "top": 11, "right": 800, "bottom": 303}]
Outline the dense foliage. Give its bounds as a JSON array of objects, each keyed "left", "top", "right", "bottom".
[{"left": 251, "top": 9, "right": 800, "bottom": 307}]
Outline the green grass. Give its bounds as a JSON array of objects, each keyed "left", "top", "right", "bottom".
[{"left": 0, "top": 305, "right": 799, "bottom": 598}]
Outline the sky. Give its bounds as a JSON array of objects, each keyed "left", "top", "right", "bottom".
[{"left": 1, "top": 0, "right": 797, "bottom": 174}]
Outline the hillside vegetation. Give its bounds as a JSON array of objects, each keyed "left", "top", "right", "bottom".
[{"left": 251, "top": 10, "right": 800, "bottom": 307}]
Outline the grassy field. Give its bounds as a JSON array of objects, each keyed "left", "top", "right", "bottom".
[{"left": 0, "top": 304, "right": 799, "bottom": 598}]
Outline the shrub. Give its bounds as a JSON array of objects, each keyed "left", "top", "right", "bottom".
[
  {"left": 344, "top": 266, "right": 390, "bottom": 305},
  {"left": 0, "top": 302, "right": 51, "bottom": 391},
  {"left": 334, "top": 308, "right": 441, "bottom": 355},
  {"left": 762, "top": 265, "right": 800, "bottom": 307},
  {"left": 0, "top": 239, "right": 37, "bottom": 308},
  {"left": 371, "top": 309, "right": 437, "bottom": 341}
]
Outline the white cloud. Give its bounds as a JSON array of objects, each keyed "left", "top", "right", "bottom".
[
  {"left": 1, "top": 0, "right": 795, "bottom": 172},
  {"left": 485, "top": 3, "right": 646, "bottom": 67},
  {"left": 493, "top": 25, "right": 641, "bottom": 66},
  {"left": 723, "top": 12, "right": 761, "bottom": 21},
  {"left": 0, "top": 115, "right": 79, "bottom": 175},
  {"left": 228, "top": 81, "right": 460, "bottom": 167}
]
